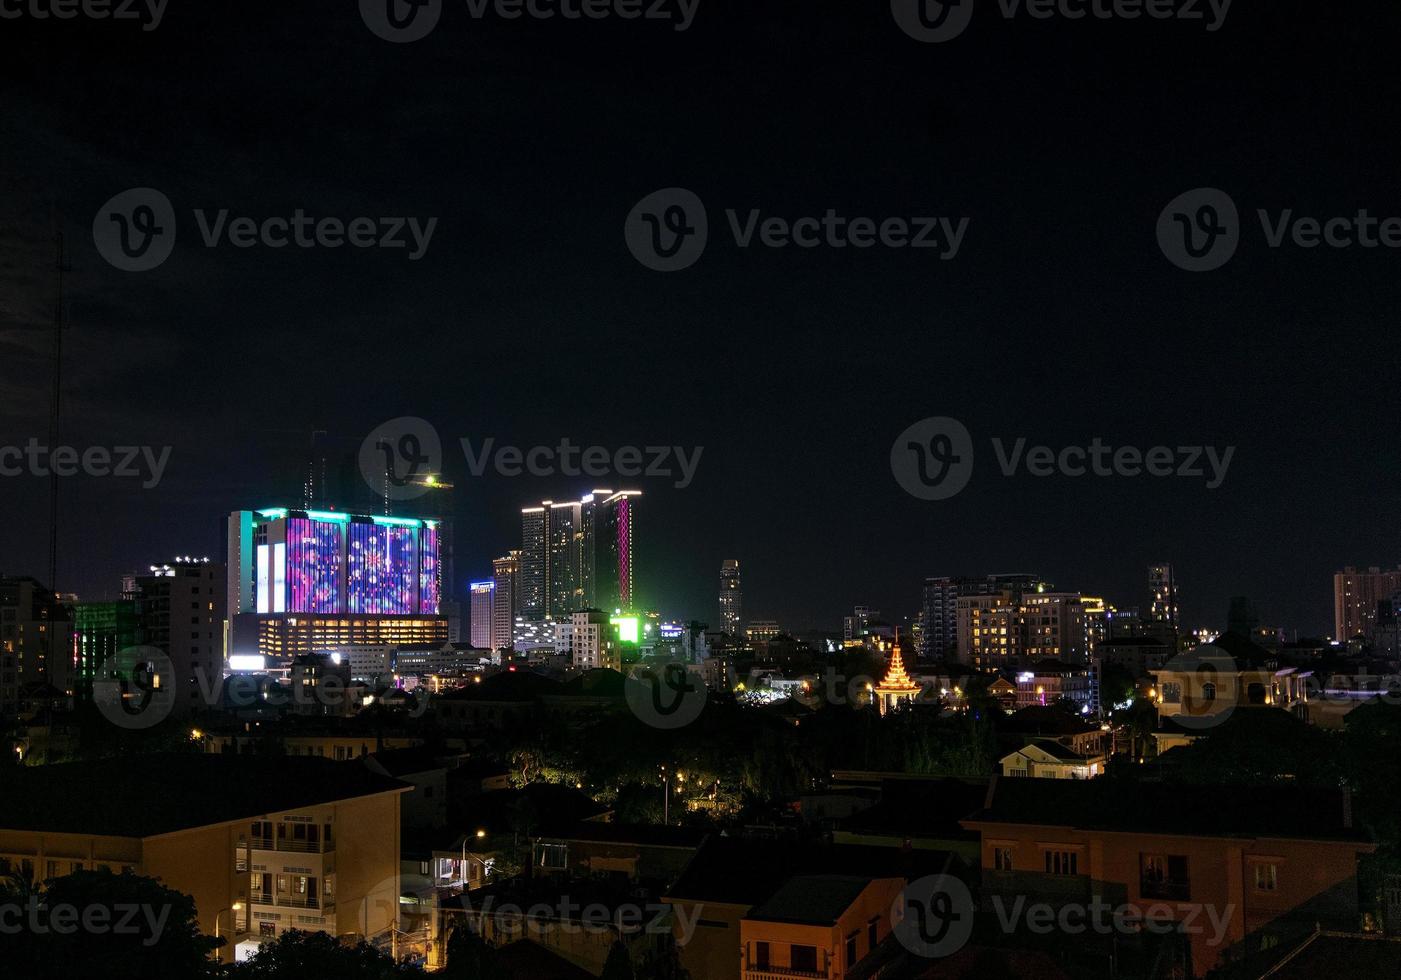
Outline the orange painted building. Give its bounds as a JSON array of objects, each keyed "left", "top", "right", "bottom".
[
  {"left": 961, "top": 778, "right": 1375, "bottom": 977},
  {"left": 739, "top": 875, "right": 905, "bottom": 980}
]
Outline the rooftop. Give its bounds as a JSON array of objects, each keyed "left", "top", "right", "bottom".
[
  {"left": 964, "top": 777, "right": 1369, "bottom": 842},
  {"left": 0, "top": 755, "right": 409, "bottom": 838},
  {"left": 746, "top": 875, "right": 877, "bottom": 925}
]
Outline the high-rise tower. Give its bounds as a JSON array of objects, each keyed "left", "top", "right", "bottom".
[{"left": 719, "top": 559, "right": 742, "bottom": 636}]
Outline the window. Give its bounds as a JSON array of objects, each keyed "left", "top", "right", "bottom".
[
  {"left": 1254, "top": 862, "right": 1278, "bottom": 892},
  {"left": 753, "top": 941, "right": 769, "bottom": 968},
  {"left": 993, "top": 846, "right": 1014, "bottom": 872},
  {"left": 845, "top": 933, "right": 858, "bottom": 967},
  {"left": 868, "top": 918, "right": 878, "bottom": 951},
  {"left": 1141, "top": 853, "right": 1191, "bottom": 900},
  {"left": 1045, "top": 850, "right": 1079, "bottom": 876},
  {"left": 791, "top": 945, "right": 818, "bottom": 973}
]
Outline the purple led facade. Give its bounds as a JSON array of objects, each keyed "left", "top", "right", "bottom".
[
  {"left": 347, "top": 522, "right": 419, "bottom": 614},
  {"left": 286, "top": 518, "right": 344, "bottom": 613},
  {"left": 419, "top": 525, "right": 440, "bottom": 614}
]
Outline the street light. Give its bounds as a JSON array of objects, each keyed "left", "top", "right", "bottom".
[{"left": 213, "top": 902, "right": 245, "bottom": 955}]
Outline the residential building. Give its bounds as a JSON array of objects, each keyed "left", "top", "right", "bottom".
[
  {"left": 1015, "top": 663, "right": 1093, "bottom": 711},
  {"left": 739, "top": 875, "right": 905, "bottom": 980},
  {"left": 999, "top": 741, "right": 1106, "bottom": 779},
  {"left": 962, "top": 779, "right": 1377, "bottom": 978},
  {"left": 0, "top": 755, "right": 408, "bottom": 964},
  {"left": 920, "top": 573, "right": 1043, "bottom": 659},
  {"left": 1149, "top": 562, "right": 1180, "bottom": 630},
  {"left": 128, "top": 558, "right": 226, "bottom": 716},
  {"left": 554, "top": 609, "right": 619, "bottom": 671},
  {"left": 0, "top": 575, "right": 74, "bottom": 714},
  {"left": 719, "top": 559, "right": 742, "bottom": 636},
  {"left": 1334, "top": 565, "right": 1401, "bottom": 643}
]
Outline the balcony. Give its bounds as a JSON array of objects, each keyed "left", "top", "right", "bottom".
[
  {"left": 249, "top": 893, "right": 334, "bottom": 912},
  {"left": 1140, "top": 878, "right": 1191, "bottom": 901},
  {"left": 745, "top": 970, "right": 828, "bottom": 980}
]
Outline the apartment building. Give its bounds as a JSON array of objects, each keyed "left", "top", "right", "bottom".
[
  {"left": 961, "top": 779, "right": 1376, "bottom": 977},
  {"left": 0, "top": 755, "right": 408, "bottom": 964}
]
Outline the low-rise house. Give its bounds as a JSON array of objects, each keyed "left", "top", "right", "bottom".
[
  {"left": 739, "top": 875, "right": 904, "bottom": 980},
  {"left": 998, "top": 741, "right": 1105, "bottom": 779}
]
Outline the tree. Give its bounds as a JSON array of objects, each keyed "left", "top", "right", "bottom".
[
  {"left": 227, "top": 929, "right": 415, "bottom": 978},
  {"left": 0, "top": 868, "right": 222, "bottom": 980},
  {"left": 601, "top": 940, "right": 635, "bottom": 980},
  {"left": 440, "top": 925, "right": 504, "bottom": 980}
]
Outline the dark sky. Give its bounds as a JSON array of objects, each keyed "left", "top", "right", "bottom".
[{"left": 2, "top": 0, "right": 1399, "bottom": 635}]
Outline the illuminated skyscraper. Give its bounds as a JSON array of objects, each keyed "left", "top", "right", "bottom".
[
  {"left": 491, "top": 551, "right": 520, "bottom": 652},
  {"left": 718, "top": 559, "right": 742, "bottom": 636},
  {"left": 469, "top": 581, "right": 494, "bottom": 649},
  {"left": 519, "top": 491, "right": 639, "bottom": 620},
  {"left": 226, "top": 508, "right": 445, "bottom": 660}
]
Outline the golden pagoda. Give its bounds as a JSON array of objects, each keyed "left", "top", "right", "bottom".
[{"left": 874, "top": 644, "right": 922, "bottom": 716}]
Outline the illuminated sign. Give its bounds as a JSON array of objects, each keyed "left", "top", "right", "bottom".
[{"left": 610, "top": 615, "right": 640, "bottom": 644}]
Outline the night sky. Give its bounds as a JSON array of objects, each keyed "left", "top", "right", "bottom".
[{"left": 2, "top": 0, "right": 1399, "bottom": 635}]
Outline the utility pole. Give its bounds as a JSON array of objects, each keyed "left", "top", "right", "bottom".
[{"left": 48, "top": 233, "right": 70, "bottom": 592}]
